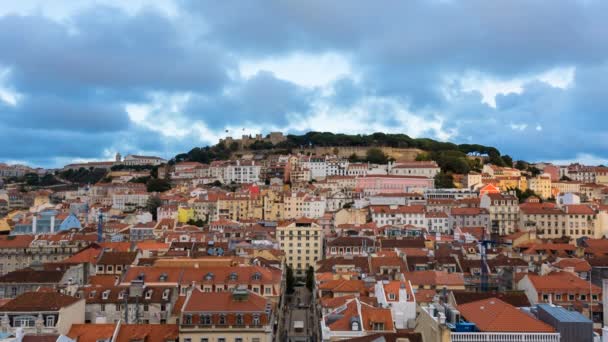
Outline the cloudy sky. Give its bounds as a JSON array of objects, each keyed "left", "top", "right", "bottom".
[{"left": 1, "top": 0, "right": 607, "bottom": 168}]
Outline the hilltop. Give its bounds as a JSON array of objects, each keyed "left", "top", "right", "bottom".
[{"left": 172, "top": 132, "right": 510, "bottom": 175}]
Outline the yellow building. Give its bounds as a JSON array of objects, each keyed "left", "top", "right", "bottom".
[
  {"left": 217, "top": 193, "right": 264, "bottom": 221},
  {"left": 262, "top": 189, "right": 284, "bottom": 221},
  {"left": 527, "top": 175, "right": 552, "bottom": 199},
  {"left": 177, "top": 205, "right": 195, "bottom": 223},
  {"left": 496, "top": 176, "right": 527, "bottom": 192},
  {"left": 277, "top": 218, "right": 323, "bottom": 277}
]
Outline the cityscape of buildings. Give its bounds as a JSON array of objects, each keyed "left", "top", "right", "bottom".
[{"left": 0, "top": 133, "right": 607, "bottom": 342}]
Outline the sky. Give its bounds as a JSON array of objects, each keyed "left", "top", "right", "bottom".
[{"left": 0, "top": 0, "right": 607, "bottom": 168}]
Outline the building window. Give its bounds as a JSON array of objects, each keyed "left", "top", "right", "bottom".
[
  {"left": 45, "top": 315, "right": 55, "bottom": 327},
  {"left": 201, "top": 314, "right": 211, "bottom": 325},
  {"left": 219, "top": 314, "right": 226, "bottom": 325},
  {"left": 236, "top": 314, "right": 244, "bottom": 325},
  {"left": 14, "top": 316, "right": 35, "bottom": 327},
  {"left": 184, "top": 314, "right": 192, "bottom": 324}
]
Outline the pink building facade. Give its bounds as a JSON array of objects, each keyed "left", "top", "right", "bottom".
[{"left": 355, "top": 175, "right": 434, "bottom": 195}]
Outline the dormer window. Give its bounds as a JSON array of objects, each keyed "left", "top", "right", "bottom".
[
  {"left": 219, "top": 314, "right": 226, "bottom": 325},
  {"left": 252, "top": 314, "right": 260, "bottom": 326},
  {"left": 102, "top": 290, "right": 110, "bottom": 300},
  {"left": 159, "top": 273, "right": 168, "bottom": 282},
  {"left": 229, "top": 272, "right": 238, "bottom": 281},
  {"left": 205, "top": 272, "right": 214, "bottom": 281},
  {"left": 89, "top": 291, "right": 97, "bottom": 298},
  {"left": 145, "top": 290, "right": 153, "bottom": 299},
  {"left": 162, "top": 289, "right": 170, "bottom": 299},
  {"left": 351, "top": 320, "right": 360, "bottom": 331},
  {"left": 373, "top": 322, "right": 385, "bottom": 331},
  {"left": 252, "top": 272, "right": 261, "bottom": 281},
  {"left": 388, "top": 293, "right": 396, "bottom": 301},
  {"left": 236, "top": 313, "right": 244, "bottom": 325},
  {"left": 118, "top": 291, "right": 125, "bottom": 300}
]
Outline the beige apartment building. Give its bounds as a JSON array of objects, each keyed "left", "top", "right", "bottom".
[
  {"left": 180, "top": 288, "right": 274, "bottom": 342},
  {"left": 277, "top": 218, "right": 323, "bottom": 277},
  {"left": 527, "top": 175, "right": 552, "bottom": 199},
  {"left": 519, "top": 203, "right": 599, "bottom": 240},
  {"left": 480, "top": 193, "right": 520, "bottom": 235}
]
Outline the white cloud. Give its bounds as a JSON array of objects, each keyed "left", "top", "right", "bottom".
[
  {"left": 510, "top": 123, "right": 528, "bottom": 131},
  {"left": 447, "top": 66, "right": 576, "bottom": 108},
  {"left": 240, "top": 52, "right": 354, "bottom": 88},
  {"left": 0, "top": 68, "right": 21, "bottom": 106}
]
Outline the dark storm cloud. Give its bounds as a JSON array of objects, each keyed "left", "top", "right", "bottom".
[
  {"left": 184, "top": 71, "right": 315, "bottom": 128},
  {"left": 0, "top": 6, "right": 231, "bottom": 94},
  {"left": 1, "top": 0, "right": 608, "bottom": 166}
]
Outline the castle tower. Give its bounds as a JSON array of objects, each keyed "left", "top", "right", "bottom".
[{"left": 115, "top": 152, "right": 122, "bottom": 162}]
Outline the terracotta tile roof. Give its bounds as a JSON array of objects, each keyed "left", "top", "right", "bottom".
[
  {"left": 320, "top": 295, "right": 358, "bottom": 310},
  {"left": 116, "top": 324, "right": 179, "bottom": 342},
  {"left": 382, "top": 280, "right": 413, "bottom": 301},
  {"left": 88, "top": 275, "right": 118, "bottom": 287},
  {"left": 0, "top": 268, "right": 65, "bottom": 284},
  {"left": 0, "top": 235, "right": 34, "bottom": 248},
  {"left": 452, "top": 291, "right": 531, "bottom": 307},
  {"left": 526, "top": 272, "right": 601, "bottom": 294},
  {"left": 553, "top": 258, "right": 592, "bottom": 272},
  {"left": 99, "top": 241, "right": 132, "bottom": 252},
  {"left": 458, "top": 298, "right": 554, "bottom": 332},
  {"left": 371, "top": 257, "right": 407, "bottom": 274},
  {"left": 67, "top": 324, "right": 116, "bottom": 342},
  {"left": 413, "top": 289, "right": 436, "bottom": 303},
  {"left": 2, "top": 292, "right": 80, "bottom": 311},
  {"left": 172, "top": 295, "right": 186, "bottom": 315},
  {"left": 97, "top": 251, "right": 137, "bottom": 265},
  {"left": 136, "top": 241, "right": 170, "bottom": 251},
  {"left": 61, "top": 244, "right": 104, "bottom": 264},
  {"left": 326, "top": 299, "right": 394, "bottom": 332},
  {"left": 563, "top": 204, "right": 596, "bottom": 215},
  {"left": 316, "top": 256, "right": 370, "bottom": 274},
  {"left": 318, "top": 279, "right": 368, "bottom": 295},
  {"left": 184, "top": 288, "right": 268, "bottom": 313},
  {"left": 406, "top": 270, "right": 464, "bottom": 287}
]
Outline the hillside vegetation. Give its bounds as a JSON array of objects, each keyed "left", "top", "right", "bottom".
[{"left": 172, "top": 131, "right": 509, "bottom": 175}]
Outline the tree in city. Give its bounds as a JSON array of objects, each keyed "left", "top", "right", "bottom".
[
  {"left": 146, "top": 195, "right": 162, "bottom": 221},
  {"left": 187, "top": 218, "right": 205, "bottom": 227},
  {"left": 365, "top": 148, "right": 388, "bottom": 164},
  {"left": 510, "top": 187, "right": 541, "bottom": 203},
  {"left": 434, "top": 172, "right": 455, "bottom": 188},
  {"left": 305, "top": 266, "right": 315, "bottom": 292},
  {"left": 501, "top": 155, "right": 514, "bottom": 167},
  {"left": 146, "top": 178, "right": 171, "bottom": 192},
  {"left": 286, "top": 265, "right": 295, "bottom": 294}
]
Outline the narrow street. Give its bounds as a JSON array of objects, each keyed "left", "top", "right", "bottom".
[{"left": 278, "top": 286, "right": 319, "bottom": 342}]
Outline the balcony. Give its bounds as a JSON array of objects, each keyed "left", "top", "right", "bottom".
[{"left": 451, "top": 332, "right": 560, "bottom": 342}]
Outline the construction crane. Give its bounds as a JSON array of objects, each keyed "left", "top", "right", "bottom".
[{"left": 479, "top": 228, "right": 495, "bottom": 292}]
